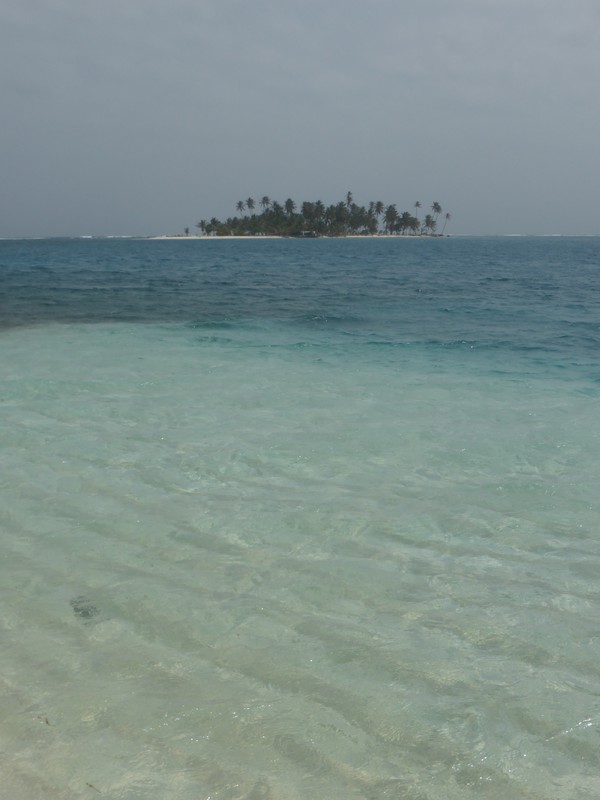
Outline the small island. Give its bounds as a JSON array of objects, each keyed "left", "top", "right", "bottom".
[{"left": 185, "top": 193, "right": 451, "bottom": 238}]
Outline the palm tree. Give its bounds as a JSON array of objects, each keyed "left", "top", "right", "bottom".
[
  {"left": 334, "top": 201, "right": 349, "bottom": 234},
  {"left": 324, "top": 205, "right": 336, "bottom": 231},
  {"left": 260, "top": 196, "right": 271, "bottom": 212},
  {"left": 246, "top": 197, "right": 255, "bottom": 212},
  {"left": 196, "top": 220, "right": 207, "bottom": 235},
  {"left": 367, "top": 203, "right": 377, "bottom": 233},
  {"left": 301, "top": 201, "right": 315, "bottom": 226},
  {"left": 431, "top": 202, "right": 442, "bottom": 224},
  {"left": 365, "top": 208, "right": 378, "bottom": 235},
  {"left": 423, "top": 214, "right": 436, "bottom": 235},
  {"left": 346, "top": 191, "right": 353, "bottom": 210},
  {"left": 384, "top": 204, "right": 398, "bottom": 234},
  {"left": 414, "top": 201, "right": 421, "bottom": 223},
  {"left": 349, "top": 203, "right": 368, "bottom": 234},
  {"left": 284, "top": 198, "right": 296, "bottom": 216},
  {"left": 399, "top": 211, "right": 413, "bottom": 235},
  {"left": 314, "top": 200, "right": 325, "bottom": 233},
  {"left": 236, "top": 200, "right": 245, "bottom": 214},
  {"left": 441, "top": 212, "right": 451, "bottom": 235},
  {"left": 374, "top": 201, "right": 384, "bottom": 233}
]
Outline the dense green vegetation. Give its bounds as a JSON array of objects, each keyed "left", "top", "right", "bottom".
[{"left": 195, "top": 193, "right": 450, "bottom": 237}]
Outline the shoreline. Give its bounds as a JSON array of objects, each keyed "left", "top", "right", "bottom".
[{"left": 149, "top": 234, "right": 440, "bottom": 240}]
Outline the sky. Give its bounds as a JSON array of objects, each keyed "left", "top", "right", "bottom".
[{"left": 1, "top": 0, "right": 599, "bottom": 237}]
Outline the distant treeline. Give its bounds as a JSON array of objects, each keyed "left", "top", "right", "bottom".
[{"left": 193, "top": 193, "right": 451, "bottom": 237}]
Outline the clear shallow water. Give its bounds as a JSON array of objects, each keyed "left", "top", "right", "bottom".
[{"left": 1, "top": 237, "right": 600, "bottom": 799}]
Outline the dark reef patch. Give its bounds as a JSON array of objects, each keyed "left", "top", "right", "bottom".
[{"left": 70, "top": 595, "right": 99, "bottom": 621}]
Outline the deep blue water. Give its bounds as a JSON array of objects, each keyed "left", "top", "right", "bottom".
[
  {"left": 2, "top": 237, "right": 599, "bottom": 371},
  {"left": 1, "top": 236, "right": 600, "bottom": 799}
]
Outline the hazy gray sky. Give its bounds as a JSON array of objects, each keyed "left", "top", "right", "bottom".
[{"left": 1, "top": 0, "right": 599, "bottom": 236}]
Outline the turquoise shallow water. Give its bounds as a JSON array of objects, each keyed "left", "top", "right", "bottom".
[{"left": 1, "top": 238, "right": 600, "bottom": 799}]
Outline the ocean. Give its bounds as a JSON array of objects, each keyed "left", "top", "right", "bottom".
[{"left": 1, "top": 235, "right": 599, "bottom": 799}]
